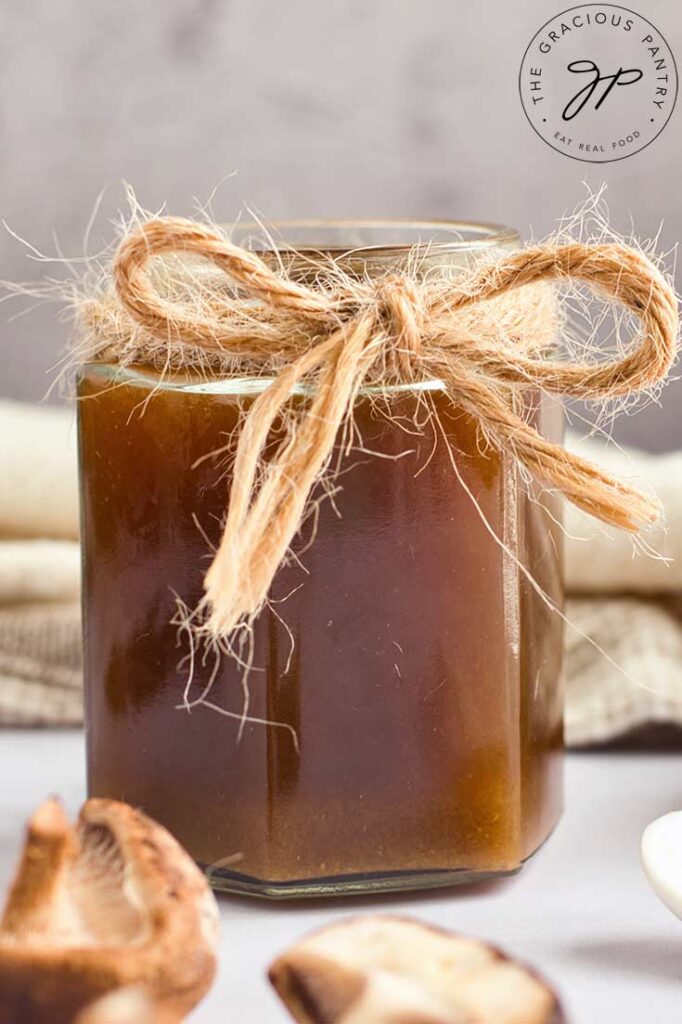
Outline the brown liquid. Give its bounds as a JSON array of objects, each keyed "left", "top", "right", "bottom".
[{"left": 78, "top": 364, "right": 563, "bottom": 893}]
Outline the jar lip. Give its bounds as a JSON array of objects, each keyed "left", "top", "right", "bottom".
[
  {"left": 80, "top": 362, "right": 449, "bottom": 397},
  {"left": 230, "top": 218, "right": 520, "bottom": 256}
]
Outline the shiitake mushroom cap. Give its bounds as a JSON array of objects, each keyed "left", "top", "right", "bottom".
[{"left": 269, "top": 915, "right": 565, "bottom": 1024}]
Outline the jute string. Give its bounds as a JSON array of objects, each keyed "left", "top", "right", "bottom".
[{"left": 82, "top": 217, "right": 678, "bottom": 638}]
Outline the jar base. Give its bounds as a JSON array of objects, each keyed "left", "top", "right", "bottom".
[{"left": 200, "top": 862, "right": 524, "bottom": 899}]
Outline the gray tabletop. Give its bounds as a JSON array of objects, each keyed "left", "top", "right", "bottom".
[{"left": 1, "top": 730, "right": 680, "bottom": 1022}]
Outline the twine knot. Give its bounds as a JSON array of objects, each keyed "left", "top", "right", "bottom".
[
  {"left": 371, "top": 274, "right": 425, "bottom": 378},
  {"left": 92, "top": 216, "right": 679, "bottom": 637}
]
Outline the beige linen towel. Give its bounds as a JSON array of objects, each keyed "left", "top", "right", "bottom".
[
  {"left": 0, "top": 401, "right": 82, "bottom": 725},
  {"left": 563, "top": 435, "right": 682, "bottom": 743},
  {"left": 565, "top": 595, "right": 682, "bottom": 744},
  {"left": 0, "top": 601, "right": 81, "bottom": 726},
  {"left": 0, "top": 400, "right": 79, "bottom": 540},
  {"left": 0, "top": 540, "right": 80, "bottom": 604},
  {"left": 1, "top": 399, "right": 682, "bottom": 744},
  {"left": 565, "top": 435, "right": 682, "bottom": 596}
]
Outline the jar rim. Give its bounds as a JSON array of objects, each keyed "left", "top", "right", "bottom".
[
  {"left": 80, "top": 362, "right": 449, "bottom": 397},
  {"left": 229, "top": 218, "right": 520, "bottom": 257}
]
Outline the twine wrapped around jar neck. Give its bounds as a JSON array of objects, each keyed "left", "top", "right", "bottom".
[{"left": 79, "top": 217, "right": 678, "bottom": 638}]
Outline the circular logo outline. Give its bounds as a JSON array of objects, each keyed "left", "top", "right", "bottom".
[{"left": 518, "top": 3, "right": 678, "bottom": 163}]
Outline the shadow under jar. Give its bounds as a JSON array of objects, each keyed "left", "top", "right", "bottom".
[{"left": 78, "top": 220, "right": 564, "bottom": 898}]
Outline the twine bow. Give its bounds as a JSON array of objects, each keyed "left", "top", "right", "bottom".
[{"left": 109, "top": 218, "right": 678, "bottom": 636}]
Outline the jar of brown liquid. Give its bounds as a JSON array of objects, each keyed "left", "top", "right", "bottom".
[{"left": 78, "top": 221, "right": 563, "bottom": 897}]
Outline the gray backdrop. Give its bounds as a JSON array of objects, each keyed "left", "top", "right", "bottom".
[{"left": 1, "top": 0, "right": 680, "bottom": 449}]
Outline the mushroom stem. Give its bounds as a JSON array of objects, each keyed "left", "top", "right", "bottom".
[
  {"left": 75, "top": 986, "right": 183, "bottom": 1024},
  {"left": 1, "top": 798, "right": 74, "bottom": 938}
]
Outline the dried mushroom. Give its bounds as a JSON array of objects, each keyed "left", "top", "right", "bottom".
[
  {"left": 269, "top": 915, "right": 564, "bottom": 1024},
  {"left": 0, "top": 797, "right": 220, "bottom": 1024}
]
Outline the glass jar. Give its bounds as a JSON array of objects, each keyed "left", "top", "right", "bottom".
[{"left": 78, "top": 221, "right": 563, "bottom": 897}]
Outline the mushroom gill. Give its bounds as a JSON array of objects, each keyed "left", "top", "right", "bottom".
[{"left": 0, "top": 797, "right": 220, "bottom": 1024}]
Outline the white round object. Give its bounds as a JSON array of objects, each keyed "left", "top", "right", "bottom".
[{"left": 641, "top": 811, "right": 682, "bottom": 920}]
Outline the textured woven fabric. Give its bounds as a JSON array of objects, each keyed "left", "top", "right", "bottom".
[
  {"left": 0, "top": 601, "right": 82, "bottom": 726},
  {"left": 565, "top": 596, "right": 682, "bottom": 745}
]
